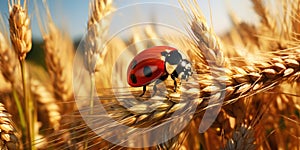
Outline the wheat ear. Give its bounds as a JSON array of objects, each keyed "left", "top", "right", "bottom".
[
  {"left": 179, "top": 0, "right": 225, "bottom": 67},
  {"left": 251, "top": 0, "right": 274, "bottom": 30},
  {"left": 0, "top": 103, "right": 19, "bottom": 149},
  {"left": 85, "top": 0, "right": 113, "bottom": 116},
  {"left": 30, "top": 79, "right": 61, "bottom": 131},
  {"left": 85, "top": 0, "right": 113, "bottom": 72},
  {"left": 38, "top": 1, "right": 74, "bottom": 103},
  {"left": 8, "top": 0, "right": 31, "bottom": 61},
  {"left": 222, "top": 124, "right": 256, "bottom": 150},
  {"left": 0, "top": 31, "right": 18, "bottom": 84},
  {"left": 8, "top": 0, "right": 35, "bottom": 149}
]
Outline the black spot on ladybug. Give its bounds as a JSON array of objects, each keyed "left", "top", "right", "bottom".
[
  {"left": 143, "top": 66, "right": 152, "bottom": 77},
  {"left": 131, "top": 60, "right": 137, "bottom": 69},
  {"left": 130, "top": 74, "right": 137, "bottom": 84}
]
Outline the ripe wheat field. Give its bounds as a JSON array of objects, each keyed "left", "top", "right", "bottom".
[{"left": 0, "top": 0, "right": 299, "bottom": 149}]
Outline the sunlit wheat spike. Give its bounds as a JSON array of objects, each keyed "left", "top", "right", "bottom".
[
  {"left": 222, "top": 13, "right": 260, "bottom": 60},
  {"left": 88, "top": 0, "right": 113, "bottom": 28},
  {"left": 251, "top": 0, "right": 274, "bottom": 29},
  {"left": 85, "top": 0, "right": 113, "bottom": 73},
  {"left": 8, "top": 0, "right": 32, "bottom": 61},
  {"left": 222, "top": 124, "right": 256, "bottom": 150},
  {"left": 179, "top": 0, "right": 225, "bottom": 67},
  {"left": 30, "top": 79, "right": 61, "bottom": 131},
  {"left": 250, "top": 0, "right": 300, "bottom": 49},
  {"left": 0, "top": 103, "right": 19, "bottom": 149},
  {"left": 0, "top": 30, "right": 18, "bottom": 84},
  {"left": 221, "top": 51, "right": 300, "bottom": 105},
  {"left": 37, "top": 1, "right": 74, "bottom": 102}
]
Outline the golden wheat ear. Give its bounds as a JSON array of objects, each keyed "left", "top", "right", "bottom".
[
  {"left": 0, "top": 103, "right": 20, "bottom": 149},
  {"left": 36, "top": 0, "right": 74, "bottom": 104},
  {"left": 85, "top": 0, "right": 113, "bottom": 73},
  {"left": 222, "top": 124, "right": 256, "bottom": 150},
  {"left": 8, "top": 0, "right": 32, "bottom": 61},
  {"left": 0, "top": 30, "right": 18, "bottom": 85}
]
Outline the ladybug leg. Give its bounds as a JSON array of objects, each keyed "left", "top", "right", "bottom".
[
  {"left": 139, "top": 86, "right": 147, "bottom": 97},
  {"left": 171, "top": 75, "right": 177, "bottom": 92},
  {"left": 152, "top": 74, "right": 168, "bottom": 96}
]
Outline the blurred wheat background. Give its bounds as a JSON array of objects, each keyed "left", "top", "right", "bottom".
[{"left": 0, "top": 0, "right": 299, "bottom": 149}]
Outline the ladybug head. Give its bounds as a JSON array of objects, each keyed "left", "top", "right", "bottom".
[
  {"left": 175, "top": 59, "right": 192, "bottom": 81},
  {"left": 161, "top": 50, "right": 182, "bottom": 65}
]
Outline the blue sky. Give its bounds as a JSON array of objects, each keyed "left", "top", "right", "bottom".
[{"left": 0, "top": 0, "right": 258, "bottom": 40}]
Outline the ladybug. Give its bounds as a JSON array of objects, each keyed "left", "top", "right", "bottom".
[{"left": 127, "top": 46, "right": 192, "bottom": 96}]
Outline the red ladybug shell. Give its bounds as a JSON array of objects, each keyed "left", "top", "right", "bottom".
[{"left": 127, "top": 46, "right": 177, "bottom": 87}]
